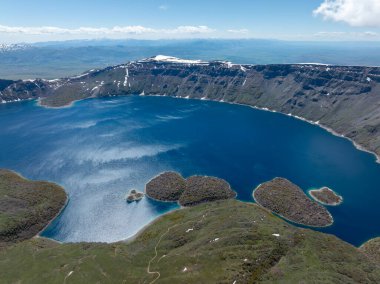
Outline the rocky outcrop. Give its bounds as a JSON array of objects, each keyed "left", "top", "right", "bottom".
[
  {"left": 1, "top": 56, "right": 380, "bottom": 160},
  {"left": 126, "top": 189, "right": 144, "bottom": 203}
]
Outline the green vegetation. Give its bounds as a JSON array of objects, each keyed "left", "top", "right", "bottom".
[
  {"left": 145, "top": 172, "right": 186, "bottom": 202},
  {"left": 253, "top": 178, "right": 333, "bottom": 227},
  {"left": 146, "top": 172, "right": 236, "bottom": 206},
  {"left": 360, "top": 237, "right": 380, "bottom": 263},
  {"left": 0, "top": 169, "right": 66, "bottom": 246},
  {"left": 179, "top": 175, "right": 236, "bottom": 206},
  {"left": 309, "top": 187, "right": 343, "bottom": 206},
  {"left": 0, "top": 170, "right": 379, "bottom": 283},
  {"left": 1, "top": 200, "right": 379, "bottom": 283}
]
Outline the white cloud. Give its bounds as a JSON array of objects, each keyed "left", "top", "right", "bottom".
[
  {"left": 0, "top": 24, "right": 214, "bottom": 35},
  {"left": 159, "top": 5, "right": 168, "bottom": 10},
  {"left": 166, "top": 25, "right": 215, "bottom": 34},
  {"left": 227, "top": 29, "right": 249, "bottom": 34},
  {"left": 314, "top": 31, "right": 379, "bottom": 40},
  {"left": 314, "top": 0, "right": 380, "bottom": 27}
]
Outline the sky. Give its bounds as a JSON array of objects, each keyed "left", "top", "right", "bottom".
[{"left": 1, "top": 0, "right": 380, "bottom": 43}]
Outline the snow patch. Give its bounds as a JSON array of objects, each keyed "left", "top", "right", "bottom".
[
  {"left": 123, "top": 68, "right": 129, "bottom": 87},
  {"left": 297, "top": 63, "right": 330, "bottom": 66},
  {"left": 210, "top": 237, "right": 220, "bottom": 243},
  {"left": 71, "top": 72, "right": 90, "bottom": 80},
  {"left": 142, "top": 55, "right": 208, "bottom": 64}
]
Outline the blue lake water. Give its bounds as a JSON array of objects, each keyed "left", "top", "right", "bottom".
[{"left": 0, "top": 95, "right": 379, "bottom": 246}]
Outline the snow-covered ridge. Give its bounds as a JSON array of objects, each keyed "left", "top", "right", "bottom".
[
  {"left": 140, "top": 55, "right": 208, "bottom": 65},
  {"left": 295, "top": 62, "right": 331, "bottom": 66}
]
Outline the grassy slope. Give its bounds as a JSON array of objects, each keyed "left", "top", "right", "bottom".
[
  {"left": 0, "top": 169, "right": 66, "bottom": 246},
  {"left": 1, "top": 200, "right": 379, "bottom": 283},
  {"left": 360, "top": 237, "right": 380, "bottom": 263}
]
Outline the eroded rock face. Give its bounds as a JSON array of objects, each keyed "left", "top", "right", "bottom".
[
  {"left": 145, "top": 172, "right": 186, "bottom": 202},
  {"left": 253, "top": 177, "right": 333, "bottom": 227},
  {"left": 179, "top": 176, "right": 236, "bottom": 207}
]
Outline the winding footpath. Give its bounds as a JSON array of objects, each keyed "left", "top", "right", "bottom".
[{"left": 146, "top": 211, "right": 210, "bottom": 284}]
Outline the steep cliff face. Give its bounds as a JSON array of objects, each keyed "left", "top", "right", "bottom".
[{"left": 1, "top": 56, "right": 380, "bottom": 158}]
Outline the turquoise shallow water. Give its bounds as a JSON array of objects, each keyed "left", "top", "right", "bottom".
[{"left": 0, "top": 95, "right": 379, "bottom": 245}]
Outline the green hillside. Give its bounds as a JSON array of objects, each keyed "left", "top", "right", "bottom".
[{"left": 1, "top": 199, "right": 379, "bottom": 283}]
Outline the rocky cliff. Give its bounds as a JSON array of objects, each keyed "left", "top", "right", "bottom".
[{"left": 1, "top": 55, "right": 380, "bottom": 159}]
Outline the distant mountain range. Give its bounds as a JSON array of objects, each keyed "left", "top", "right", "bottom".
[
  {"left": 1, "top": 39, "right": 380, "bottom": 79},
  {"left": 1, "top": 55, "right": 380, "bottom": 162},
  {"left": 0, "top": 43, "right": 31, "bottom": 53}
]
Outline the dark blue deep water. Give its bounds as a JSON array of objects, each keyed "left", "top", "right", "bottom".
[{"left": 0, "top": 96, "right": 379, "bottom": 246}]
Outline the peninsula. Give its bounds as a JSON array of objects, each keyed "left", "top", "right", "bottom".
[
  {"left": 0, "top": 169, "right": 66, "bottom": 246},
  {"left": 253, "top": 178, "right": 333, "bottom": 227},
  {"left": 1, "top": 170, "right": 380, "bottom": 283}
]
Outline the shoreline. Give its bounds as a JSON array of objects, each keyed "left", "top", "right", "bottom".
[
  {"left": 33, "top": 93, "right": 380, "bottom": 164},
  {"left": 36, "top": 195, "right": 69, "bottom": 239},
  {"left": 0, "top": 168, "right": 69, "bottom": 243},
  {"left": 252, "top": 181, "right": 334, "bottom": 228},
  {"left": 308, "top": 188, "right": 343, "bottom": 206},
  {"left": 3, "top": 167, "right": 376, "bottom": 248},
  {"left": 3, "top": 93, "right": 378, "bottom": 247},
  {"left": 224, "top": 100, "right": 380, "bottom": 164},
  {"left": 36, "top": 97, "right": 77, "bottom": 109},
  {"left": 144, "top": 171, "right": 237, "bottom": 205},
  {"left": 122, "top": 207, "right": 183, "bottom": 244}
]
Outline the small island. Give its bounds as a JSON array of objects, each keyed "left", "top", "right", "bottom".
[
  {"left": 309, "top": 187, "right": 343, "bottom": 206},
  {"left": 179, "top": 175, "right": 237, "bottom": 206},
  {"left": 126, "top": 189, "right": 144, "bottom": 203},
  {"left": 145, "top": 172, "right": 186, "bottom": 202},
  {"left": 1, "top": 168, "right": 380, "bottom": 283},
  {"left": 145, "top": 171, "right": 236, "bottom": 206},
  {"left": 253, "top": 177, "right": 333, "bottom": 227}
]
